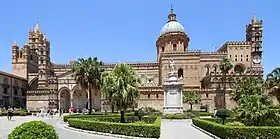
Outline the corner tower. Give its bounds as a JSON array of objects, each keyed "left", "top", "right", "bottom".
[
  {"left": 156, "top": 7, "right": 190, "bottom": 61},
  {"left": 246, "top": 15, "right": 263, "bottom": 68}
]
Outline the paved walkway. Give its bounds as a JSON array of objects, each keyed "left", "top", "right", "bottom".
[
  {"left": 161, "top": 119, "right": 212, "bottom": 139},
  {"left": 0, "top": 116, "right": 213, "bottom": 139}
]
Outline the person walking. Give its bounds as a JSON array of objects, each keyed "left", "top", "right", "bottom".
[{"left": 7, "top": 106, "right": 13, "bottom": 120}]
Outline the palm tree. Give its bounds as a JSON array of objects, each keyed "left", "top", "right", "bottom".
[
  {"left": 219, "top": 57, "right": 233, "bottom": 108},
  {"left": 109, "top": 63, "right": 141, "bottom": 123},
  {"left": 231, "top": 77, "right": 264, "bottom": 101},
  {"left": 183, "top": 91, "right": 201, "bottom": 110},
  {"left": 235, "top": 93, "right": 280, "bottom": 126},
  {"left": 266, "top": 68, "right": 280, "bottom": 93},
  {"left": 101, "top": 71, "right": 117, "bottom": 113},
  {"left": 72, "top": 57, "right": 104, "bottom": 114}
]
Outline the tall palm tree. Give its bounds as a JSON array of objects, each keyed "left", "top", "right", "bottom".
[
  {"left": 219, "top": 57, "right": 233, "bottom": 108},
  {"left": 183, "top": 91, "right": 201, "bottom": 110},
  {"left": 101, "top": 71, "right": 117, "bottom": 113},
  {"left": 110, "top": 63, "right": 141, "bottom": 123},
  {"left": 72, "top": 57, "right": 103, "bottom": 114}
]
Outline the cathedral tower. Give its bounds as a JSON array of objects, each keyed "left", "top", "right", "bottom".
[
  {"left": 28, "top": 23, "right": 51, "bottom": 88},
  {"left": 246, "top": 15, "right": 263, "bottom": 68},
  {"left": 156, "top": 7, "right": 190, "bottom": 61}
]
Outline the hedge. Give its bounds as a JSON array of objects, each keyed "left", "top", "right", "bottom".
[
  {"left": 63, "top": 112, "right": 134, "bottom": 122},
  {"left": 0, "top": 112, "right": 32, "bottom": 116},
  {"left": 163, "top": 113, "right": 187, "bottom": 119},
  {"left": 199, "top": 112, "right": 213, "bottom": 117},
  {"left": 193, "top": 118, "right": 280, "bottom": 139},
  {"left": 8, "top": 121, "right": 58, "bottom": 139},
  {"left": 68, "top": 117, "right": 161, "bottom": 138}
]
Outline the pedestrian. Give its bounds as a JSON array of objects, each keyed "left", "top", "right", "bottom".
[
  {"left": 59, "top": 107, "right": 62, "bottom": 117},
  {"left": 7, "top": 106, "right": 13, "bottom": 120}
]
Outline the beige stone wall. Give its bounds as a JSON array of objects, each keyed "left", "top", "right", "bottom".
[{"left": 227, "top": 44, "right": 252, "bottom": 71}]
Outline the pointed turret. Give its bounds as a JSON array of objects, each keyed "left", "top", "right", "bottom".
[
  {"left": 13, "top": 41, "right": 18, "bottom": 47},
  {"left": 252, "top": 15, "right": 257, "bottom": 23},
  {"left": 34, "top": 21, "right": 40, "bottom": 32}
]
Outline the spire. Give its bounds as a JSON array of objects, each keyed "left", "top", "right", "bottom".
[
  {"left": 34, "top": 20, "right": 40, "bottom": 32},
  {"left": 252, "top": 14, "right": 257, "bottom": 23},
  {"left": 168, "top": 4, "right": 177, "bottom": 22},
  {"left": 13, "top": 41, "right": 18, "bottom": 46}
]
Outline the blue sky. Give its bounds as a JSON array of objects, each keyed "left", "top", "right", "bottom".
[{"left": 0, "top": 1, "right": 278, "bottom": 75}]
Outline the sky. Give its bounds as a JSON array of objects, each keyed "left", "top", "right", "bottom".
[{"left": 0, "top": 0, "right": 279, "bottom": 75}]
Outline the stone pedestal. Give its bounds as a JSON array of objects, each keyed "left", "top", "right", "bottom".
[{"left": 163, "top": 60, "right": 184, "bottom": 115}]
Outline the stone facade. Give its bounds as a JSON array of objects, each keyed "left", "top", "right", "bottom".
[
  {"left": 9, "top": 8, "right": 263, "bottom": 112},
  {"left": 0, "top": 70, "right": 27, "bottom": 108}
]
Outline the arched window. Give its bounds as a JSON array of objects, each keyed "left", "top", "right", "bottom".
[
  {"left": 178, "top": 69, "right": 183, "bottom": 78},
  {"left": 206, "top": 67, "right": 210, "bottom": 75},
  {"left": 213, "top": 67, "right": 217, "bottom": 74},
  {"left": 173, "top": 44, "right": 177, "bottom": 51},
  {"left": 161, "top": 47, "right": 165, "bottom": 52},
  {"left": 234, "top": 65, "right": 244, "bottom": 73}
]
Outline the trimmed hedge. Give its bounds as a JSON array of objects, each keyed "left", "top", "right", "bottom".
[
  {"left": 63, "top": 112, "right": 134, "bottom": 122},
  {"left": 163, "top": 113, "right": 186, "bottom": 119},
  {"left": 199, "top": 112, "right": 213, "bottom": 117},
  {"left": 8, "top": 121, "right": 58, "bottom": 139},
  {"left": 203, "top": 118, "right": 235, "bottom": 124},
  {"left": 0, "top": 112, "right": 32, "bottom": 116},
  {"left": 68, "top": 117, "right": 161, "bottom": 138},
  {"left": 193, "top": 118, "right": 280, "bottom": 139}
]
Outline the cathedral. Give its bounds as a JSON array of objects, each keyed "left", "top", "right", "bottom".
[{"left": 11, "top": 8, "right": 263, "bottom": 112}]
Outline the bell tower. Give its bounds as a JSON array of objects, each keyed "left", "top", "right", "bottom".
[
  {"left": 28, "top": 22, "right": 51, "bottom": 88},
  {"left": 246, "top": 15, "right": 263, "bottom": 67}
]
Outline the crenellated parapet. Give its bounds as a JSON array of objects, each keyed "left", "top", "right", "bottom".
[
  {"left": 200, "top": 51, "right": 227, "bottom": 55},
  {"left": 217, "top": 41, "right": 251, "bottom": 52}
]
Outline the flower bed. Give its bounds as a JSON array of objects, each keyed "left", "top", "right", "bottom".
[
  {"left": 193, "top": 118, "right": 280, "bottom": 139},
  {"left": 68, "top": 116, "right": 161, "bottom": 138}
]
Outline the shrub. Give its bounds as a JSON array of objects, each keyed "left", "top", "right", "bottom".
[
  {"left": 68, "top": 117, "right": 161, "bottom": 138},
  {"left": 185, "top": 112, "right": 196, "bottom": 119},
  {"left": 204, "top": 118, "right": 235, "bottom": 124},
  {"left": 199, "top": 112, "right": 213, "bottom": 116},
  {"left": 225, "top": 121, "right": 245, "bottom": 126},
  {"left": 134, "top": 109, "right": 145, "bottom": 120},
  {"left": 63, "top": 112, "right": 134, "bottom": 122},
  {"left": 8, "top": 121, "right": 58, "bottom": 139},
  {"left": 216, "top": 108, "right": 231, "bottom": 124},
  {"left": 193, "top": 118, "right": 280, "bottom": 139},
  {"left": 200, "top": 105, "right": 208, "bottom": 112},
  {"left": 163, "top": 113, "right": 186, "bottom": 119}
]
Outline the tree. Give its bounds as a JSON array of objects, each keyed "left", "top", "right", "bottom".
[
  {"left": 101, "top": 71, "right": 117, "bottom": 113},
  {"left": 219, "top": 57, "right": 233, "bottom": 108},
  {"left": 183, "top": 91, "right": 201, "bottom": 110},
  {"left": 235, "top": 93, "right": 280, "bottom": 126},
  {"left": 231, "top": 77, "right": 264, "bottom": 101},
  {"left": 216, "top": 108, "right": 231, "bottom": 125},
  {"left": 266, "top": 67, "right": 280, "bottom": 93},
  {"left": 72, "top": 57, "right": 104, "bottom": 114},
  {"left": 103, "top": 63, "right": 141, "bottom": 123}
]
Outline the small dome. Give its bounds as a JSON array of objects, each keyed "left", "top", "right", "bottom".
[{"left": 160, "top": 21, "right": 184, "bottom": 36}]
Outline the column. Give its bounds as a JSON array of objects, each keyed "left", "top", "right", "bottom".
[{"left": 70, "top": 99, "right": 73, "bottom": 107}]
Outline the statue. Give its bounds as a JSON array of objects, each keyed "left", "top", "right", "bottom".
[{"left": 169, "top": 59, "right": 175, "bottom": 72}]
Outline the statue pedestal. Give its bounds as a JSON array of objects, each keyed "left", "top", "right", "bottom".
[{"left": 163, "top": 71, "right": 184, "bottom": 115}]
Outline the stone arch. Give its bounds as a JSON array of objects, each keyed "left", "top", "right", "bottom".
[
  {"left": 58, "top": 87, "right": 71, "bottom": 112},
  {"left": 28, "top": 77, "right": 38, "bottom": 90},
  {"left": 204, "top": 64, "right": 211, "bottom": 75},
  {"left": 71, "top": 85, "right": 89, "bottom": 112},
  {"left": 178, "top": 68, "right": 184, "bottom": 78},
  {"left": 234, "top": 63, "right": 246, "bottom": 73},
  {"left": 212, "top": 64, "right": 218, "bottom": 74}
]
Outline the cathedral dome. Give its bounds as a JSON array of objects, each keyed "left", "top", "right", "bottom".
[
  {"left": 160, "top": 21, "right": 184, "bottom": 36},
  {"left": 159, "top": 8, "right": 185, "bottom": 36}
]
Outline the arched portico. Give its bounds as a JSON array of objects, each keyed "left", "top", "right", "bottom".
[
  {"left": 58, "top": 87, "right": 71, "bottom": 112},
  {"left": 71, "top": 85, "right": 88, "bottom": 112}
]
